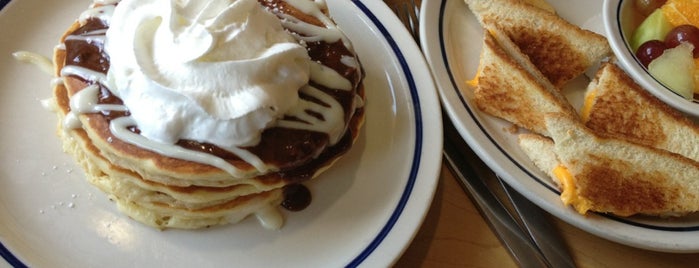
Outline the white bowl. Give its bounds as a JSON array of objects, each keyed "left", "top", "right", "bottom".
[{"left": 603, "top": 0, "right": 699, "bottom": 117}]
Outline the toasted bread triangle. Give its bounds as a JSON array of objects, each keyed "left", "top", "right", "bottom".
[
  {"left": 473, "top": 30, "right": 577, "bottom": 136},
  {"left": 517, "top": 133, "right": 560, "bottom": 187},
  {"left": 464, "top": 0, "right": 611, "bottom": 87},
  {"left": 519, "top": 113, "right": 699, "bottom": 217},
  {"left": 583, "top": 63, "right": 699, "bottom": 163}
]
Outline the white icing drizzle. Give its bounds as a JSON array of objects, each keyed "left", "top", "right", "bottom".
[
  {"left": 63, "top": 111, "right": 83, "bottom": 130},
  {"left": 277, "top": 0, "right": 361, "bottom": 79},
  {"left": 265, "top": 0, "right": 366, "bottom": 146},
  {"left": 108, "top": 117, "right": 266, "bottom": 177},
  {"left": 255, "top": 205, "right": 284, "bottom": 230},
  {"left": 60, "top": 65, "right": 108, "bottom": 85},
  {"left": 63, "top": 81, "right": 270, "bottom": 176},
  {"left": 12, "top": 51, "right": 53, "bottom": 75},
  {"left": 281, "top": 16, "right": 344, "bottom": 43},
  {"left": 354, "top": 93, "right": 365, "bottom": 110},
  {"left": 51, "top": 77, "right": 65, "bottom": 88},
  {"left": 340, "top": 55, "right": 358, "bottom": 69},
  {"left": 40, "top": 98, "right": 57, "bottom": 112},
  {"left": 65, "top": 30, "right": 107, "bottom": 44},
  {"left": 60, "top": 1, "right": 361, "bottom": 179},
  {"left": 63, "top": 84, "right": 123, "bottom": 129},
  {"left": 278, "top": 85, "right": 346, "bottom": 144},
  {"left": 309, "top": 61, "right": 352, "bottom": 91},
  {"left": 79, "top": 5, "right": 115, "bottom": 25},
  {"left": 70, "top": 84, "right": 128, "bottom": 114},
  {"left": 218, "top": 145, "right": 272, "bottom": 173},
  {"left": 280, "top": 0, "right": 352, "bottom": 50}
]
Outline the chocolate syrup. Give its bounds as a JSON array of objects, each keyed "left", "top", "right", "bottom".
[
  {"left": 281, "top": 184, "right": 312, "bottom": 211},
  {"left": 64, "top": 18, "right": 109, "bottom": 74},
  {"left": 62, "top": 3, "right": 364, "bottom": 211}
]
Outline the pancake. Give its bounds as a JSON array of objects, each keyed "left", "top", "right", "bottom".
[{"left": 50, "top": 0, "right": 365, "bottom": 229}]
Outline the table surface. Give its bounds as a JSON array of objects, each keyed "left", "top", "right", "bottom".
[{"left": 383, "top": 0, "right": 699, "bottom": 266}]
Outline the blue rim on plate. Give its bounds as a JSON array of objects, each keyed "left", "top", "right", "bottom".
[
  {"left": 0, "top": 0, "right": 432, "bottom": 266},
  {"left": 347, "top": 0, "right": 423, "bottom": 266}
]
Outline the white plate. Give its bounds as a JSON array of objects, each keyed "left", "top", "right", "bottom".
[
  {"left": 421, "top": 0, "right": 699, "bottom": 253},
  {"left": 0, "top": 0, "right": 443, "bottom": 266}
]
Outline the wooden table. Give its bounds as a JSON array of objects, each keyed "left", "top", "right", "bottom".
[{"left": 394, "top": 161, "right": 699, "bottom": 267}]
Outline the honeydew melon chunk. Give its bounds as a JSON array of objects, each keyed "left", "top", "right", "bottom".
[
  {"left": 630, "top": 8, "right": 673, "bottom": 52},
  {"left": 648, "top": 42, "right": 696, "bottom": 99}
]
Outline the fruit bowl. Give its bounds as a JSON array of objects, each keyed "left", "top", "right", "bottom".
[{"left": 603, "top": 0, "right": 699, "bottom": 118}]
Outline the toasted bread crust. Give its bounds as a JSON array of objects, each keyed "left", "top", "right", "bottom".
[
  {"left": 575, "top": 153, "right": 683, "bottom": 217},
  {"left": 517, "top": 134, "right": 561, "bottom": 187},
  {"left": 464, "top": 0, "right": 611, "bottom": 87},
  {"left": 585, "top": 63, "right": 699, "bottom": 163},
  {"left": 546, "top": 113, "right": 699, "bottom": 217},
  {"left": 474, "top": 31, "right": 577, "bottom": 136}
]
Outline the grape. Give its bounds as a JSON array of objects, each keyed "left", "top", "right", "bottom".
[
  {"left": 664, "top": 24, "right": 699, "bottom": 58},
  {"left": 636, "top": 40, "right": 668, "bottom": 67},
  {"left": 634, "top": 0, "right": 667, "bottom": 16}
]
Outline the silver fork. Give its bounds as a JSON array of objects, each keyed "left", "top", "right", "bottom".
[
  {"left": 390, "top": 0, "right": 420, "bottom": 43},
  {"left": 389, "top": 1, "right": 575, "bottom": 267}
]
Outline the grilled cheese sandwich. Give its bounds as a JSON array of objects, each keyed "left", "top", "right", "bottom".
[
  {"left": 519, "top": 113, "right": 699, "bottom": 217},
  {"left": 471, "top": 29, "right": 578, "bottom": 136},
  {"left": 553, "top": 164, "right": 595, "bottom": 214},
  {"left": 464, "top": 0, "right": 611, "bottom": 87},
  {"left": 584, "top": 63, "right": 699, "bottom": 163}
]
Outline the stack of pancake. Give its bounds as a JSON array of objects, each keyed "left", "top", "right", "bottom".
[{"left": 50, "top": 0, "right": 365, "bottom": 229}]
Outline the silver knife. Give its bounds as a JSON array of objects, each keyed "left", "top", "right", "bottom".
[
  {"left": 443, "top": 148, "right": 549, "bottom": 268},
  {"left": 500, "top": 179, "right": 577, "bottom": 268},
  {"left": 443, "top": 117, "right": 576, "bottom": 268}
]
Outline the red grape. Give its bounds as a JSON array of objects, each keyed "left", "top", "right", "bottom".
[
  {"left": 664, "top": 24, "right": 699, "bottom": 58},
  {"left": 636, "top": 40, "right": 668, "bottom": 67}
]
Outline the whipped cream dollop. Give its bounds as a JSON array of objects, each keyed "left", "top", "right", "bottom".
[{"left": 104, "top": 0, "right": 311, "bottom": 147}]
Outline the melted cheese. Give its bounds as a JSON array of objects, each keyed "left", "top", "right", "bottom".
[
  {"left": 467, "top": 75, "right": 480, "bottom": 88},
  {"left": 467, "top": 56, "right": 484, "bottom": 87},
  {"left": 467, "top": 29, "right": 501, "bottom": 88},
  {"left": 553, "top": 165, "right": 593, "bottom": 214},
  {"left": 581, "top": 88, "right": 596, "bottom": 122}
]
